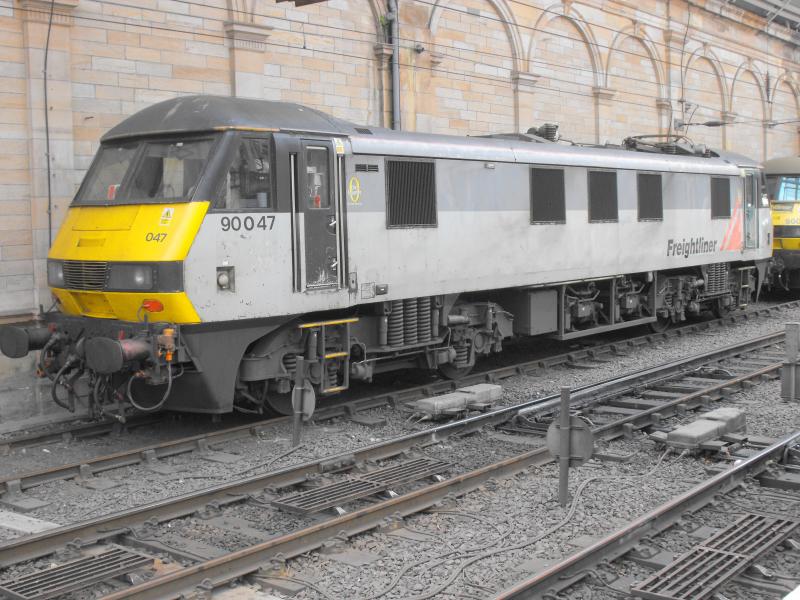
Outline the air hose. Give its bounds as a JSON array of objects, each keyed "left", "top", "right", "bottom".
[
  {"left": 51, "top": 356, "right": 78, "bottom": 412},
  {"left": 125, "top": 365, "right": 173, "bottom": 412}
]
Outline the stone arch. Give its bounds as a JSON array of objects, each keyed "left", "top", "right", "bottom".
[
  {"left": 517, "top": 3, "right": 599, "bottom": 141},
  {"left": 769, "top": 73, "right": 800, "bottom": 156},
  {"left": 683, "top": 45, "right": 728, "bottom": 113},
  {"left": 602, "top": 24, "right": 664, "bottom": 141},
  {"left": 769, "top": 71, "right": 800, "bottom": 121},
  {"left": 728, "top": 64, "right": 766, "bottom": 160},
  {"left": 604, "top": 25, "right": 666, "bottom": 98},
  {"left": 729, "top": 60, "right": 767, "bottom": 117},
  {"left": 428, "top": 0, "right": 524, "bottom": 73},
  {"left": 680, "top": 46, "right": 727, "bottom": 149},
  {"left": 420, "top": 0, "right": 519, "bottom": 134},
  {"left": 527, "top": 3, "right": 602, "bottom": 87},
  {"left": 367, "top": 0, "right": 386, "bottom": 38}
]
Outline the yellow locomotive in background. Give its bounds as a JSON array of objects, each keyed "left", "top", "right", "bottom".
[{"left": 766, "top": 156, "right": 800, "bottom": 289}]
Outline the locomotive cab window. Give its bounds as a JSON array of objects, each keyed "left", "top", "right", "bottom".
[
  {"left": 588, "top": 170, "right": 618, "bottom": 222},
  {"left": 637, "top": 173, "right": 663, "bottom": 221},
  {"left": 767, "top": 175, "right": 800, "bottom": 202},
  {"left": 305, "top": 146, "right": 331, "bottom": 209},
  {"left": 74, "top": 137, "right": 214, "bottom": 205},
  {"left": 218, "top": 138, "right": 273, "bottom": 210},
  {"left": 530, "top": 167, "right": 566, "bottom": 224},
  {"left": 128, "top": 140, "right": 213, "bottom": 202},
  {"left": 711, "top": 177, "right": 731, "bottom": 219},
  {"left": 76, "top": 142, "right": 139, "bottom": 204}
]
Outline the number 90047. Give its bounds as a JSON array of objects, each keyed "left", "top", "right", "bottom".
[{"left": 220, "top": 215, "right": 274, "bottom": 232}]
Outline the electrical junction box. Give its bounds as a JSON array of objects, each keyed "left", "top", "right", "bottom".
[{"left": 499, "top": 289, "right": 557, "bottom": 336}]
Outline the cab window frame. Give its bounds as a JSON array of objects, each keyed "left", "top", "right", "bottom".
[
  {"left": 304, "top": 143, "right": 333, "bottom": 211},
  {"left": 769, "top": 175, "right": 800, "bottom": 203},
  {"left": 211, "top": 132, "right": 277, "bottom": 213},
  {"left": 72, "top": 132, "right": 221, "bottom": 207}
]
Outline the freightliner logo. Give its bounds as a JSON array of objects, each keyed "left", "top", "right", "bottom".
[{"left": 667, "top": 237, "right": 719, "bottom": 259}]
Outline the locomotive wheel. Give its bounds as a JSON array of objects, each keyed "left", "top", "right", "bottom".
[
  {"left": 649, "top": 316, "right": 671, "bottom": 333},
  {"left": 438, "top": 362, "right": 474, "bottom": 380}
]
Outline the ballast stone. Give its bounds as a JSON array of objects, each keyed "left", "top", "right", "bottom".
[{"left": 409, "top": 384, "right": 502, "bottom": 418}]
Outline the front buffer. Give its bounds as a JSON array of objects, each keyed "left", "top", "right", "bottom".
[
  {"left": 1, "top": 316, "right": 182, "bottom": 416},
  {"left": 0, "top": 314, "right": 280, "bottom": 417}
]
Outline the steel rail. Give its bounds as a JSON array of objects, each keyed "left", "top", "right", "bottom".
[
  {"left": 0, "top": 305, "right": 789, "bottom": 499},
  {"left": 100, "top": 361, "right": 790, "bottom": 600},
  {"left": 494, "top": 429, "right": 800, "bottom": 599},
  {"left": 0, "top": 300, "right": 793, "bottom": 456},
  {"left": 0, "top": 332, "right": 783, "bottom": 568},
  {"left": 0, "top": 413, "right": 162, "bottom": 455}
]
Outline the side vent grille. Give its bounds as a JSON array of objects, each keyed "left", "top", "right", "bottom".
[
  {"left": 355, "top": 164, "right": 379, "bottom": 173},
  {"left": 62, "top": 260, "right": 108, "bottom": 291},
  {"left": 588, "top": 170, "right": 618, "bottom": 222},
  {"left": 705, "top": 263, "right": 729, "bottom": 295},
  {"left": 386, "top": 160, "right": 437, "bottom": 228}
]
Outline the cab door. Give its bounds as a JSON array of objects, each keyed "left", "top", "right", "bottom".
[
  {"left": 743, "top": 169, "right": 759, "bottom": 249},
  {"left": 296, "top": 140, "right": 340, "bottom": 290}
]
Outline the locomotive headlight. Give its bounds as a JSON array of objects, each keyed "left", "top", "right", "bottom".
[
  {"left": 104, "top": 263, "right": 183, "bottom": 292},
  {"left": 46, "top": 260, "right": 64, "bottom": 287},
  {"left": 107, "top": 264, "right": 154, "bottom": 291}
]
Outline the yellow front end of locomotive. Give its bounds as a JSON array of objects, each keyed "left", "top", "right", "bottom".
[
  {"left": 48, "top": 202, "right": 209, "bottom": 323},
  {"left": 772, "top": 201, "right": 800, "bottom": 251}
]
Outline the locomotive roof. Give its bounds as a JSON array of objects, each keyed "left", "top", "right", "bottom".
[
  {"left": 764, "top": 155, "right": 800, "bottom": 175},
  {"left": 102, "top": 95, "right": 361, "bottom": 141},
  {"left": 103, "top": 95, "right": 748, "bottom": 176}
]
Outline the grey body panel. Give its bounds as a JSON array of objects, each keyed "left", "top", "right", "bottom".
[
  {"left": 162, "top": 320, "right": 283, "bottom": 413},
  {"left": 146, "top": 96, "right": 770, "bottom": 324},
  {"left": 185, "top": 155, "right": 770, "bottom": 322},
  {"left": 349, "top": 133, "right": 743, "bottom": 176}
]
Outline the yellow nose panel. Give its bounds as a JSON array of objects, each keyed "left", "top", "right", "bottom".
[
  {"left": 48, "top": 201, "right": 209, "bottom": 323},
  {"left": 71, "top": 205, "right": 141, "bottom": 231},
  {"left": 52, "top": 289, "right": 201, "bottom": 323},
  {"left": 49, "top": 202, "right": 209, "bottom": 262}
]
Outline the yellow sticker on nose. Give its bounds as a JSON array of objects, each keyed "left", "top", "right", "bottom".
[{"left": 160, "top": 207, "right": 174, "bottom": 226}]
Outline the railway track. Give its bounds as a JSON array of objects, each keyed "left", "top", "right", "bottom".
[
  {"left": 0, "top": 329, "right": 792, "bottom": 599},
  {"left": 0, "top": 299, "right": 795, "bottom": 458},
  {"left": 0, "top": 299, "right": 796, "bottom": 503},
  {"left": 495, "top": 430, "right": 800, "bottom": 600},
  {"left": 0, "top": 414, "right": 162, "bottom": 456}
]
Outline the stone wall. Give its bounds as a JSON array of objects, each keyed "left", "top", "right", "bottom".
[{"left": 1, "top": 0, "right": 799, "bottom": 321}]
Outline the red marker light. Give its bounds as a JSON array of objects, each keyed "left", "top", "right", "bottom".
[{"left": 141, "top": 299, "right": 164, "bottom": 313}]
